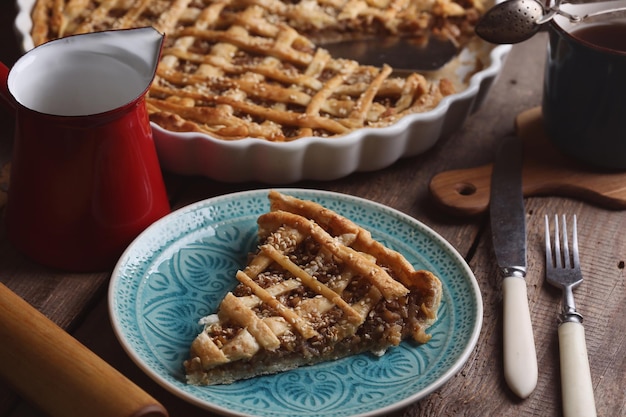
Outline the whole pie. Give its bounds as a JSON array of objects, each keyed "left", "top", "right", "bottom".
[
  {"left": 29, "top": 0, "right": 484, "bottom": 141},
  {"left": 184, "top": 190, "right": 442, "bottom": 385}
]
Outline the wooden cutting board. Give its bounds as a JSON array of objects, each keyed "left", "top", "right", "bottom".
[{"left": 429, "top": 107, "right": 626, "bottom": 216}]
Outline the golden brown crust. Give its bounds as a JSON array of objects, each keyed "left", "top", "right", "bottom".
[
  {"left": 30, "top": 0, "right": 483, "bottom": 141},
  {"left": 184, "top": 190, "right": 442, "bottom": 385}
]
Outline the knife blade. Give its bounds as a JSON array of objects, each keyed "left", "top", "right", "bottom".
[
  {"left": 489, "top": 134, "right": 538, "bottom": 399},
  {"left": 321, "top": 36, "right": 458, "bottom": 72}
]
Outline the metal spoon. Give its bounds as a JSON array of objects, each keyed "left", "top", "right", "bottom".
[{"left": 476, "top": 0, "right": 626, "bottom": 44}]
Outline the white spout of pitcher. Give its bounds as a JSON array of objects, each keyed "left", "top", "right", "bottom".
[{"left": 1, "top": 27, "right": 164, "bottom": 117}]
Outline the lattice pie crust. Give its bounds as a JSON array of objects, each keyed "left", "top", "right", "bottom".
[
  {"left": 183, "top": 190, "right": 442, "bottom": 385},
  {"left": 30, "top": 0, "right": 483, "bottom": 141}
]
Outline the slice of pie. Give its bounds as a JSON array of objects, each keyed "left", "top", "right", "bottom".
[{"left": 184, "top": 190, "right": 442, "bottom": 385}]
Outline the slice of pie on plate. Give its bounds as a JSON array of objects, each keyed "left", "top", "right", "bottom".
[{"left": 184, "top": 190, "right": 443, "bottom": 385}]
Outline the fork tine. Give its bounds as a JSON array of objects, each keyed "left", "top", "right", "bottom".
[
  {"left": 554, "top": 215, "right": 562, "bottom": 268},
  {"left": 545, "top": 214, "right": 580, "bottom": 272},
  {"left": 562, "top": 215, "right": 570, "bottom": 269},
  {"left": 572, "top": 215, "right": 580, "bottom": 268},
  {"left": 544, "top": 215, "right": 552, "bottom": 267}
]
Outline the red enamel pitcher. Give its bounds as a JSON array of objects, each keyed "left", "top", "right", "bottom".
[{"left": 0, "top": 27, "right": 171, "bottom": 272}]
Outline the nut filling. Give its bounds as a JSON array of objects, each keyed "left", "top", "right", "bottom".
[{"left": 184, "top": 190, "right": 443, "bottom": 385}]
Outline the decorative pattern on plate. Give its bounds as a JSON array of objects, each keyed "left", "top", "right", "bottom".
[{"left": 109, "top": 188, "right": 482, "bottom": 417}]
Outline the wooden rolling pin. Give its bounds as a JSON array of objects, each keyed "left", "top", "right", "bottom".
[
  {"left": 429, "top": 108, "right": 626, "bottom": 216},
  {"left": 0, "top": 282, "right": 169, "bottom": 417}
]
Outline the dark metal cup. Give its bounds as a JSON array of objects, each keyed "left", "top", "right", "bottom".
[{"left": 542, "top": 5, "right": 626, "bottom": 169}]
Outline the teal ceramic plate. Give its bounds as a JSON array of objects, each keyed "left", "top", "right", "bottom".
[{"left": 109, "top": 189, "right": 482, "bottom": 417}]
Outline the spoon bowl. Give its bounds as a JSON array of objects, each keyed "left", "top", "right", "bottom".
[{"left": 475, "top": 0, "right": 546, "bottom": 44}]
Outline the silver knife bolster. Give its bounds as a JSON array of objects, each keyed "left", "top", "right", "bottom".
[{"left": 500, "top": 266, "right": 526, "bottom": 278}]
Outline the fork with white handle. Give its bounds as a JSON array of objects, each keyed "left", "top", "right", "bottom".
[{"left": 544, "top": 215, "right": 597, "bottom": 417}]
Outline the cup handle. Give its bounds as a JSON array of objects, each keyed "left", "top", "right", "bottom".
[{"left": 0, "top": 62, "right": 16, "bottom": 115}]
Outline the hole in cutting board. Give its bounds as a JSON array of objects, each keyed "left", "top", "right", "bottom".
[{"left": 455, "top": 183, "right": 477, "bottom": 196}]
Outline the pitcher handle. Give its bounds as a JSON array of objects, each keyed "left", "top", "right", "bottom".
[{"left": 0, "top": 62, "right": 16, "bottom": 115}]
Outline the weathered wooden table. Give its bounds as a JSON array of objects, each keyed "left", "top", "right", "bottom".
[{"left": 0, "top": 3, "right": 624, "bottom": 416}]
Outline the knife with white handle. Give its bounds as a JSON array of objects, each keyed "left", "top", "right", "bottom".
[{"left": 489, "top": 135, "right": 538, "bottom": 399}]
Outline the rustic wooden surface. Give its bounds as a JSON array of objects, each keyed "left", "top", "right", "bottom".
[
  {"left": 0, "top": 2, "right": 624, "bottom": 416},
  {"left": 430, "top": 107, "right": 626, "bottom": 216}
]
